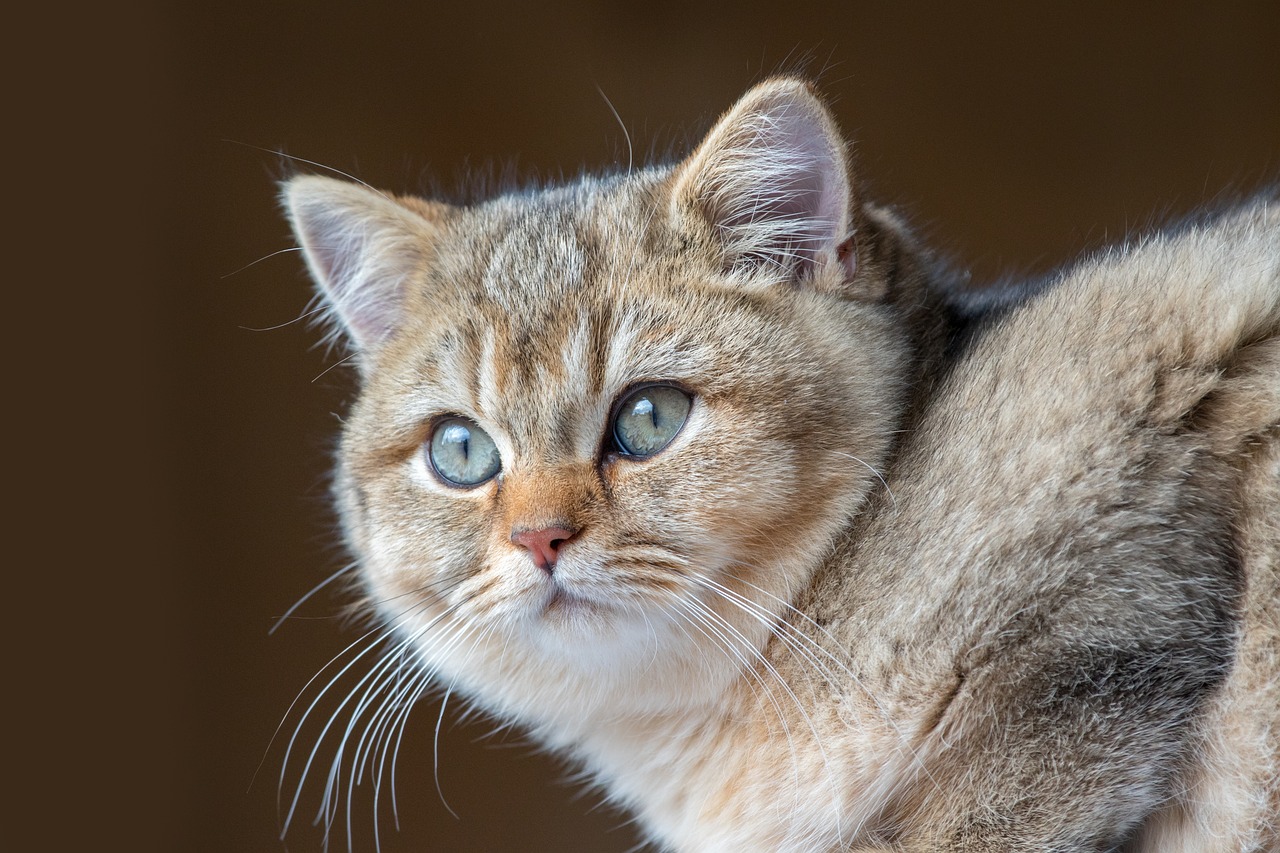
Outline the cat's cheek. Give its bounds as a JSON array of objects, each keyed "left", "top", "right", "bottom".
[
  {"left": 347, "top": 459, "right": 494, "bottom": 603},
  {"left": 357, "top": 522, "right": 431, "bottom": 608}
]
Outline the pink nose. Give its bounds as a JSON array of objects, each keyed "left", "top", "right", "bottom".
[{"left": 510, "top": 526, "right": 578, "bottom": 574}]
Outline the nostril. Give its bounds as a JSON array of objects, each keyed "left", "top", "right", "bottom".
[{"left": 510, "top": 525, "right": 579, "bottom": 574}]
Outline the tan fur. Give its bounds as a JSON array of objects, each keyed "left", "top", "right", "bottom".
[{"left": 283, "top": 79, "right": 1280, "bottom": 851}]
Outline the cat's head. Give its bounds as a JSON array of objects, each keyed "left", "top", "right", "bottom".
[{"left": 284, "top": 79, "right": 921, "bottom": 727}]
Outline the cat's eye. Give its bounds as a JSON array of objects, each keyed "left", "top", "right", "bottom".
[
  {"left": 611, "top": 384, "right": 692, "bottom": 458},
  {"left": 427, "top": 417, "right": 501, "bottom": 487}
]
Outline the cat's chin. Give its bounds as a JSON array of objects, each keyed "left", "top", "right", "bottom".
[{"left": 523, "top": 584, "right": 678, "bottom": 658}]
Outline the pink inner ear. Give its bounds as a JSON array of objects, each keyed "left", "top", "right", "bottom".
[
  {"left": 685, "top": 85, "right": 852, "bottom": 280},
  {"left": 836, "top": 234, "right": 858, "bottom": 280},
  {"left": 286, "top": 178, "right": 419, "bottom": 352}
]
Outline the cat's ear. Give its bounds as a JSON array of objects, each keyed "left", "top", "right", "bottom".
[
  {"left": 282, "top": 174, "right": 443, "bottom": 355},
  {"left": 673, "top": 78, "right": 861, "bottom": 289}
]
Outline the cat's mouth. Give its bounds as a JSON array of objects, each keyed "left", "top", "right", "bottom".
[{"left": 540, "top": 584, "right": 601, "bottom": 617}]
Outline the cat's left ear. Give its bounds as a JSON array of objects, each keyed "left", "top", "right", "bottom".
[
  {"left": 673, "top": 78, "right": 870, "bottom": 295},
  {"left": 283, "top": 174, "right": 445, "bottom": 359}
]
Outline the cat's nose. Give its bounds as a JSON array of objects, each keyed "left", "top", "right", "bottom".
[{"left": 510, "top": 525, "right": 578, "bottom": 574}]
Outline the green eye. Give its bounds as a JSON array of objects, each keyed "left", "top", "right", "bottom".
[
  {"left": 611, "top": 384, "right": 692, "bottom": 458},
  {"left": 428, "top": 417, "right": 501, "bottom": 487}
]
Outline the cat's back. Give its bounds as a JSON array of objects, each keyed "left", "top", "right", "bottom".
[
  {"left": 831, "top": 198, "right": 1279, "bottom": 620},
  {"left": 967, "top": 197, "right": 1280, "bottom": 627},
  {"left": 830, "top": 197, "right": 1280, "bottom": 851},
  {"left": 994, "top": 198, "right": 1279, "bottom": 434},
  {"left": 1048, "top": 198, "right": 1280, "bottom": 852}
]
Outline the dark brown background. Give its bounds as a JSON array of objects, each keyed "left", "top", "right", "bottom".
[{"left": 41, "top": 2, "right": 1277, "bottom": 852}]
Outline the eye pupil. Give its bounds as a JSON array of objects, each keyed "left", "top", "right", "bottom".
[
  {"left": 442, "top": 424, "right": 470, "bottom": 456},
  {"left": 612, "top": 385, "right": 691, "bottom": 458}
]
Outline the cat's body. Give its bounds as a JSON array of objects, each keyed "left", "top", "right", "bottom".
[{"left": 283, "top": 79, "right": 1279, "bottom": 851}]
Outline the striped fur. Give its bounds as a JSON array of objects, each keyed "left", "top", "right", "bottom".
[{"left": 283, "top": 79, "right": 1279, "bottom": 851}]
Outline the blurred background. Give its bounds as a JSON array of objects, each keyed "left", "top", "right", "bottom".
[{"left": 43, "top": 2, "right": 1277, "bottom": 851}]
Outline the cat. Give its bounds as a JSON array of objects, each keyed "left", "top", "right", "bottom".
[{"left": 280, "top": 78, "right": 1279, "bottom": 851}]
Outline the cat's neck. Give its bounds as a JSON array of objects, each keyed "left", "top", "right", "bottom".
[
  {"left": 858, "top": 205, "right": 973, "bottom": 465},
  {"left": 547, "top": 632, "right": 919, "bottom": 852}
]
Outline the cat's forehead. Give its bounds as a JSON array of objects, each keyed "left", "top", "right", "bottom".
[
  {"left": 443, "top": 171, "right": 677, "bottom": 311},
  {"left": 439, "top": 289, "right": 702, "bottom": 409},
  {"left": 478, "top": 207, "right": 590, "bottom": 304},
  {"left": 371, "top": 172, "right": 783, "bottom": 449}
]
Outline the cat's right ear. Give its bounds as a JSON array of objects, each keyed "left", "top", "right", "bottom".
[
  {"left": 671, "top": 77, "right": 868, "bottom": 294},
  {"left": 282, "top": 175, "right": 442, "bottom": 357}
]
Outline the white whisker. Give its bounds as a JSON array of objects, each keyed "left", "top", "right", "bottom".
[
  {"left": 830, "top": 449, "right": 896, "bottom": 507},
  {"left": 269, "top": 561, "right": 358, "bottom": 636}
]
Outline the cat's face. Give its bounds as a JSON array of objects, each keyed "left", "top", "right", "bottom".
[{"left": 288, "top": 79, "right": 910, "bottom": 725}]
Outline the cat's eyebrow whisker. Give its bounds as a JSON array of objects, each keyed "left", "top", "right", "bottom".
[
  {"left": 224, "top": 138, "right": 386, "bottom": 197},
  {"left": 595, "top": 84, "right": 633, "bottom": 176},
  {"left": 311, "top": 351, "right": 361, "bottom": 383},
  {"left": 240, "top": 302, "right": 331, "bottom": 334},
  {"left": 606, "top": 191, "right": 663, "bottom": 321}
]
